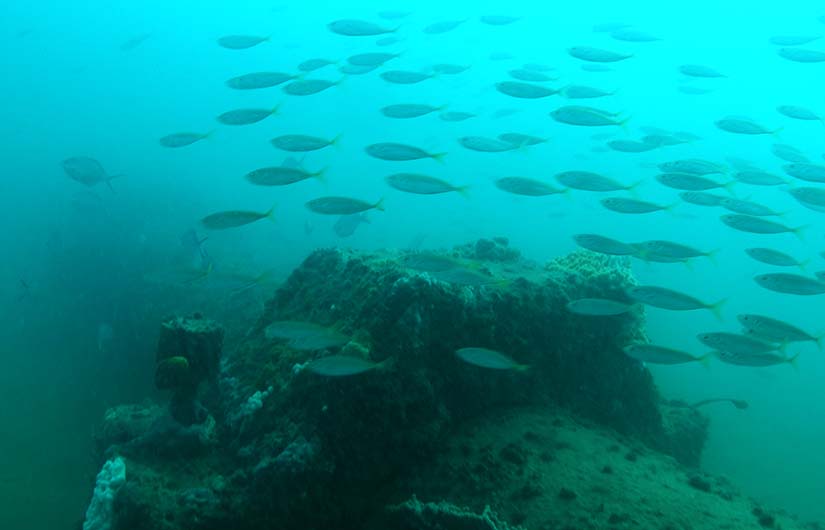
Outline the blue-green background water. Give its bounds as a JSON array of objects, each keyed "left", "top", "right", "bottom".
[{"left": 3, "top": 0, "right": 825, "bottom": 527}]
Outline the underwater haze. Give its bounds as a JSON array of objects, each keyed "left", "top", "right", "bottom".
[{"left": 4, "top": 0, "right": 825, "bottom": 527}]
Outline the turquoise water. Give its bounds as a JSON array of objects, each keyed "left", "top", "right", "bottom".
[{"left": 3, "top": 0, "right": 825, "bottom": 526}]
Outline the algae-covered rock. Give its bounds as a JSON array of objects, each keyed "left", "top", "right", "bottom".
[
  {"left": 212, "top": 244, "right": 667, "bottom": 526},
  {"left": 88, "top": 241, "right": 802, "bottom": 530},
  {"left": 95, "top": 404, "right": 164, "bottom": 455},
  {"left": 381, "top": 407, "right": 814, "bottom": 530},
  {"left": 658, "top": 401, "right": 711, "bottom": 467},
  {"left": 155, "top": 314, "right": 223, "bottom": 425}
]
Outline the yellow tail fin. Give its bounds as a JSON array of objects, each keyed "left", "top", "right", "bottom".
[{"left": 709, "top": 298, "right": 727, "bottom": 322}]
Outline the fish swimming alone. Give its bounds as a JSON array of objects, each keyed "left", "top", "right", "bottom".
[
  {"left": 200, "top": 206, "right": 275, "bottom": 230},
  {"left": 217, "top": 107, "right": 279, "bottom": 126},
  {"left": 306, "top": 355, "right": 385, "bottom": 376},
  {"left": 566, "top": 298, "right": 634, "bottom": 316},
  {"left": 265, "top": 320, "right": 349, "bottom": 350},
  {"left": 159, "top": 132, "right": 211, "bottom": 148},
  {"left": 217, "top": 35, "right": 269, "bottom": 50},
  {"left": 455, "top": 347, "right": 528, "bottom": 370},
  {"left": 61, "top": 157, "right": 121, "bottom": 189}
]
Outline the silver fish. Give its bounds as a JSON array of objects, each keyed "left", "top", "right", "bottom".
[
  {"left": 783, "top": 163, "right": 825, "bottom": 183},
  {"left": 623, "top": 343, "right": 708, "bottom": 365},
  {"left": 226, "top": 71, "right": 296, "bottom": 90},
  {"left": 159, "top": 132, "right": 210, "bottom": 148},
  {"left": 381, "top": 104, "right": 444, "bottom": 119},
  {"left": 568, "top": 46, "right": 632, "bottom": 62},
  {"left": 432, "top": 63, "right": 470, "bottom": 74},
  {"left": 440, "top": 111, "right": 475, "bottom": 122},
  {"left": 246, "top": 166, "right": 325, "bottom": 186},
  {"left": 561, "top": 85, "right": 614, "bottom": 99},
  {"left": 339, "top": 63, "right": 381, "bottom": 75},
  {"left": 217, "top": 35, "right": 268, "bottom": 50},
  {"left": 328, "top": 19, "right": 396, "bottom": 36},
  {"left": 508, "top": 69, "right": 555, "bottom": 82},
  {"left": 306, "top": 196, "right": 384, "bottom": 215},
  {"left": 423, "top": 19, "right": 466, "bottom": 34},
  {"left": 265, "top": 321, "right": 349, "bottom": 350},
  {"left": 270, "top": 134, "right": 339, "bottom": 152},
  {"left": 656, "top": 172, "right": 731, "bottom": 191},
  {"left": 459, "top": 136, "right": 518, "bottom": 152},
  {"left": 721, "top": 198, "right": 782, "bottom": 216},
  {"left": 496, "top": 177, "right": 566, "bottom": 196},
  {"left": 778, "top": 47, "right": 825, "bottom": 62},
  {"left": 634, "top": 240, "right": 715, "bottom": 261},
  {"left": 601, "top": 197, "right": 673, "bottom": 214},
  {"left": 566, "top": 298, "right": 633, "bottom": 316},
  {"left": 697, "top": 332, "right": 780, "bottom": 355},
  {"left": 347, "top": 52, "right": 399, "bottom": 66},
  {"left": 714, "top": 350, "right": 798, "bottom": 367},
  {"left": 495, "top": 81, "right": 558, "bottom": 99},
  {"left": 738, "top": 314, "right": 822, "bottom": 346},
  {"left": 733, "top": 170, "right": 787, "bottom": 186},
  {"left": 217, "top": 107, "right": 279, "bottom": 125},
  {"left": 385, "top": 173, "right": 467, "bottom": 195},
  {"left": 366, "top": 143, "right": 445, "bottom": 161},
  {"left": 777, "top": 105, "right": 821, "bottom": 121},
  {"left": 200, "top": 207, "right": 275, "bottom": 230},
  {"left": 769, "top": 35, "right": 821, "bottom": 46},
  {"left": 306, "top": 355, "right": 384, "bottom": 376},
  {"left": 551, "top": 105, "right": 626, "bottom": 126},
  {"left": 679, "top": 64, "right": 725, "bottom": 77},
  {"left": 61, "top": 157, "right": 119, "bottom": 188},
  {"left": 283, "top": 79, "right": 342, "bottom": 95},
  {"left": 716, "top": 117, "right": 779, "bottom": 135},
  {"left": 299, "top": 58, "right": 336, "bottom": 72},
  {"left": 572, "top": 234, "right": 637, "bottom": 256},
  {"left": 455, "top": 347, "right": 527, "bottom": 370},
  {"left": 754, "top": 273, "right": 825, "bottom": 295},
  {"left": 720, "top": 215, "right": 804, "bottom": 237},
  {"left": 789, "top": 187, "right": 825, "bottom": 212},
  {"left": 380, "top": 70, "right": 434, "bottom": 84},
  {"left": 608, "top": 139, "right": 657, "bottom": 152},
  {"left": 498, "top": 133, "right": 546, "bottom": 147},
  {"left": 658, "top": 159, "right": 725, "bottom": 175},
  {"left": 626, "top": 286, "right": 725, "bottom": 318},
  {"left": 557, "top": 171, "right": 637, "bottom": 192},
  {"left": 772, "top": 143, "right": 809, "bottom": 163},
  {"left": 679, "top": 191, "right": 726, "bottom": 207}
]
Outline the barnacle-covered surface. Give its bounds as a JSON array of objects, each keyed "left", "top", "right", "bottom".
[{"left": 83, "top": 239, "right": 799, "bottom": 530}]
